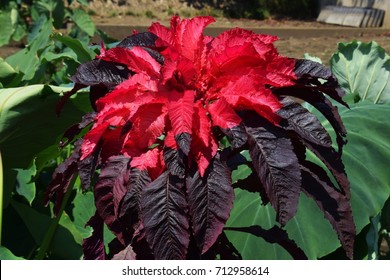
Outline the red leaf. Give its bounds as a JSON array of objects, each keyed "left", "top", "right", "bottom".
[
  {"left": 123, "top": 102, "right": 167, "bottom": 156},
  {"left": 81, "top": 122, "right": 109, "bottom": 160},
  {"left": 141, "top": 171, "right": 190, "bottom": 259},
  {"left": 176, "top": 16, "right": 215, "bottom": 62},
  {"left": 167, "top": 90, "right": 195, "bottom": 155},
  {"left": 191, "top": 101, "right": 218, "bottom": 176},
  {"left": 98, "top": 46, "right": 161, "bottom": 78},
  {"left": 208, "top": 98, "right": 242, "bottom": 130},
  {"left": 130, "top": 148, "right": 165, "bottom": 180},
  {"left": 187, "top": 153, "right": 234, "bottom": 254}
]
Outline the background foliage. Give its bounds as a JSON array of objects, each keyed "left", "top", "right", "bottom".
[{"left": 184, "top": 0, "right": 318, "bottom": 19}]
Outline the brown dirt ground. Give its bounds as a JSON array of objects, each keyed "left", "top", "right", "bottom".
[{"left": 2, "top": 0, "right": 390, "bottom": 63}]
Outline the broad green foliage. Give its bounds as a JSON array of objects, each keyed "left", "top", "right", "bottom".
[
  {"left": 0, "top": 6, "right": 26, "bottom": 47},
  {"left": 0, "top": 246, "right": 25, "bottom": 260},
  {"left": 0, "top": 0, "right": 97, "bottom": 47},
  {"left": 331, "top": 41, "right": 390, "bottom": 104}
]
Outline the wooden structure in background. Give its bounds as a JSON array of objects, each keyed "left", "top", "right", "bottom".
[{"left": 317, "top": 0, "right": 390, "bottom": 27}]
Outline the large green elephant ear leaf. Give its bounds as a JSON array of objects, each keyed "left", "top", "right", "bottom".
[
  {"left": 226, "top": 41, "right": 390, "bottom": 259},
  {"left": 330, "top": 41, "right": 390, "bottom": 104},
  {"left": 0, "top": 85, "right": 90, "bottom": 206}
]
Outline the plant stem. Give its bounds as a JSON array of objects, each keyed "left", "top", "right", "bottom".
[
  {"left": 35, "top": 175, "right": 77, "bottom": 260},
  {"left": 0, "top": 151, "right": 3, "bottom": 246}
]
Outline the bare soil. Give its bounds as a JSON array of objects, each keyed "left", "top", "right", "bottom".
[{"left": 2, "top": 0, "right": 390, "bottom": 63}]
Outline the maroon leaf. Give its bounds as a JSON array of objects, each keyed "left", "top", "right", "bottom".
[
  {"left": 273, "top": 86, "right": 347, "bottom": 152},
  {"left": 294, "top": 59, "right": 347, "bottom": 107},
  {"left": 233, "top": 170, "right": 270, "bottom": 205},
  {"left": 94, "top": 155, "right": 132, "bottom": 242},
  {"left": 119, "top": 168, "right": 151, "bottom": 234},
  {"left": 301, "top": 161, "right": 355, "bottom": 259},
  {"left": 117, "top": 32, "right": 159, "bottom": 49},
  {"left": 244, "top": 115, "right": 301, "bottom": 226},
  {"left": 187, "top": 153, "right": 234, "bottom": 254},
  {"left": 83, "top": 212, "right": 106, "bottom": 260},
  {"left": 60, "top": 112, "right": 96, "bottom": 148},
  {"left": 141, "top": 171, "right": 190, "bottom": 259},
  {"left": 163, "top": 147, "right": 186, "bottom": 178},
  {"left": 277, "top": 97, "right": 332, "bottom": 148},
  {"left": 44, "top": 140, "right": 81, "bottom": 215},
  {"left": 304, "top": 141, "right": 350, "bottom": 198},
  {"left": 225, "top": 225, "right": 308, "bottom": 260},
  {"left": 71, "top": 59, "right": 131, "bottom": 91},
  {"left": 78, "top": 142, "right": 101, "bottom": 191}
]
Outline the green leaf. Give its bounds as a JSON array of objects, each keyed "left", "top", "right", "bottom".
[
  {"left": 0, "top": 58, "right": 21, "bottom": 88},
  {"left": 71, "top": 9, "right": 96, "bottom": 37},
  {"left": 304, "top": 53, "right": 323, "bottom": 64},
  {"left": 232, "top": 164, "right": 252, "bottom": 183},
  {"left": 15, "top": 161, "right": 37, "bottom": 205},
  {"left": 11, "top": 200, "right": 82, "bottom": 259},
  {"left": 54, "top": 33, "right": 96, "bottom": 63},
  {"left": 227, "top": 102, "right": 390, "bottom": 259},
  {"left": 0, "top": 85, "right": 89, "bottom": 169},
  {"left": 6, "top": 18, "right": 52, "bottom": 81},
  {"left": 0, "top": 11, "right": 14, "bottom": 47},
  {"left": 0, "top": 84, "right": 90, "bottom": 208},
  {"left": 331, "top": 41, "right": 390, "bottom": 104},
  {"left": 73, "top": 191, "right": 95, "bottom": 239},
  {"left": 0, "top": 58, "right": 16, "bottom": 77},
  {"left": 0, "top": 246, "right": 25, "bottom": 260}
]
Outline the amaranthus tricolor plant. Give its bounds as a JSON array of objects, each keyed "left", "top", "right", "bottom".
[{"left": 45, "top": 16, "right": 355, "bottom": 260}]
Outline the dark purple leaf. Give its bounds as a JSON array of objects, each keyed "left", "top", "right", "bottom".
[
  {"left": 43, "top": 140, "right": 81, "bottom": 215},
  {"left": 273, "top": 86, "right": 347, "bottom": 152},
  {"left": 141, "top": 171, "right": 190, "bottom": 259},
  {"left": 294, "top": 59, "right": 347, "bottom": 107},
  {"left": 83, "top": 212, "right": 106, "bottom": 260},
  {"left": 301, "top": 161, "right": 355, "bottom": 259},
  {"left": 71, "top": 59, "right": 131, "bottom": 90},
  {"left": 78, "top": 140, "right": 101, "bottom": 191},
  {"left": 175, "top": 132, "right": 192, "bottom": 156},
  {"left": 117, "top": 32, "right": 159, "bottom": 49},
  {"left": 305, "top": 142, "right": 350, "bottom": 198},
  {"left": 56, "top": 60, "right": 132, "bottom": 115},
  {"left": 119, "top": 168, "right": 151, "bottom": 234},
  {"left": 94, "top": 155, "right": 132, "bottom": 242},
  {"left": 277, "top": 97, "right": 332, "bottom": 148},
  {"left": 187, "top": 153, "right": 234, "bottom": 254},
  {"left": 233, "top": 171, "right": 270, "bottom": 205},
  {"left": 244, "top": 115, "right": 301, "bottom": 226},
  {"left": 163, "top": 147, "right": 186, "bottom": 178},
  {"left": 61, "top": 112, "right": 97, "bottom": 148},
  {"left": 220, "top": 124, "right": 248, "bottom": 149},
  {"left": 225, "top": 225, "right": 308, "bottom": 260}
]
